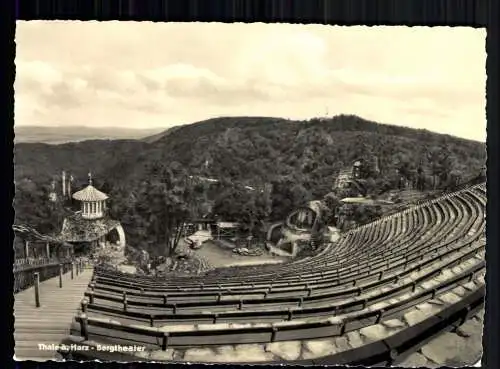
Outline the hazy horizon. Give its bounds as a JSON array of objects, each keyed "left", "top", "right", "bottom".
[
  {"left": 15, "top": 124, "right": 163, "bottom": 131},
  {"left": 15, "top": 22, "right": 487, "bottom": 142},
  {"left": 14, "top": 115, "right": 487, "bottom": 143}
]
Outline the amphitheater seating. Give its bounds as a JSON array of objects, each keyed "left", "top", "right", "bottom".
[{"left": 61, "top": 184, "right": 486, "bottom": 363}]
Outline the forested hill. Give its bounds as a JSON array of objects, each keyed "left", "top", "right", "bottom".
[
  {"left": 138, "top": 115, "right": 485, "bottom": 194},
  {"left": 15, "top": 114, "right": 486, "bottom": 198}
]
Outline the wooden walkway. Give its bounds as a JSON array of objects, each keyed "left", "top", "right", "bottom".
[{"left": 14, "top": 268, "right": 93, "bottom": 361}]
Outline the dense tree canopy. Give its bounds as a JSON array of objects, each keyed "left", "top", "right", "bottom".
[
  {"left": 117, "top": 162, "right": 209, "bottom": 257},
  {"left": 15, "top": 115, "right": 485, "bottom": 191},
  {"left": 14, "top": 179, "right": 68, "bottom": 235},
  {"left": 14, "top": 114, "right": 486, "bottom": 254}
]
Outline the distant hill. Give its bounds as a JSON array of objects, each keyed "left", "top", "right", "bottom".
[
  {"left": 14, "top": 115, "right": 486, "bottom": 199},
  {"left": 141, "top": 125, "right": 185, "bottom": 144},
  {"left": 15, "top": 126, "right": 165, "bottom": 144}
]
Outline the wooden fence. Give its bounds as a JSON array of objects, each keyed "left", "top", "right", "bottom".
[{"left": 13, "top": 258, "right": 85, "bottom": 294}]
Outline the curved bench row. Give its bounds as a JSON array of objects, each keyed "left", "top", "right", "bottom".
[
  {"left": 91, "top": 187, "right": 484, "bottom": 295},
  {"left": 61, "top": 284, "right": 485, "bottom": 365},
  {"left": 65, "top": 183, "right": 486, "bottom": 363}
]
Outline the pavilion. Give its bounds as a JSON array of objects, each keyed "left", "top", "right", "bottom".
[{"left": 59, "top": 173, "right": 126, "bottom": 256}]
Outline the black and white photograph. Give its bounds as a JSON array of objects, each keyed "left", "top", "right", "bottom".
[{"left": 13, "top": 21, "right": 486, "bottom": 366}]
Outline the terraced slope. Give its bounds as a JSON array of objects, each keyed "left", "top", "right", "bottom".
[{"left": 59, "top": 184, "right": 486, "bottom": 365}]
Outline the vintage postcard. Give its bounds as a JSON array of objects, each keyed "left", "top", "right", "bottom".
[{"left": 13, "top": 21, "right": 486, "bottom": 366}]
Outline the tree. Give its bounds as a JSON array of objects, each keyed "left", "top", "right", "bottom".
[
  {"left": 478, "top": 165, "right": 486, "bottom": 180},
  {"left": 270, "top": 180, "right": 294, "bottom": 221},
  {"left": 14, "top": 180, "right": 67, "bottom": 236},
  {"left": 416, "top": 166, "right": 426, "bottom": 191},
  {"left": 321, "top": 192, "right": 342, "bottom": 225},
  {"left": 290, "top": 183, "right": 311, "bottom": 208},
  {"left": 364, "top": 178, "right": 378, "bottom": 196},
  {"left": 133, "top": 162, "right": 192, "bottom": 257},
  {"left": 352, "top": 204, "right": 383, "bottom": 225},
  {"left": 437, "top": 147, "right": 457, "bottom": 186},
  {"left": 212, "top": 182, "right": 271, "bottom": 237},
  {"left": 212, "top": 183, "right": 247, "bottom": 220},
  {"left": 425, "top": 145, "right": 457, "bottom": 190},
  {"left": 269, "top": 178, "right": 312, "bottom": 221},
  {"left": 250, "top": 187, "right": 272, "bottom": 237}
]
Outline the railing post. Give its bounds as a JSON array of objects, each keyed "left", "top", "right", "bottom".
[
  {"left": 431, "top": 288, "right": 437, "bottom": 299},
  {"left": 388, "top": 349, "right": 399, "bottom": 366},
  {"left": 461, "top": 306, "right": 471, "bottom": 326},
  {"left": 59, "top": 264, "right": 63, "bottom": 288},
  {"left": 81, "top": 299, "right": 88, "bottom": 313},
  {"left": 162, "top": 333, "right": 169, "bottom": 351},
  {"left": 469, "top": 272, "right": 475, "bottom": 282},
  {"left": 271, "top": 327, "right": 278, "bottom": 342},
  {"left": 376, "top": 309, "right": 385, "bottom": 324},
  {"left": 34, "top": 272, "right": 40, "bottom": 308},
  {"left": 79, "top": 313, "right": 89, "bottom": 340}
]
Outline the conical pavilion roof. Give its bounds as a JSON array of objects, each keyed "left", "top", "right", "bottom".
[{"left": 72, "top": 184, "right": 109, "bottom": 202}]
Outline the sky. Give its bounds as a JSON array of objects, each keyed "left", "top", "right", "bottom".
[{"left": 15, "top": 22, "right": 487, "bottom": 141}]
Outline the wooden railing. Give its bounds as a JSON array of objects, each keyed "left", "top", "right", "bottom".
[
  {"left": 13, "top": 258, "right": 85, "bottom": 294},
  {"left": 14, "top": 257, "right": 61, "bottom": 270}
]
